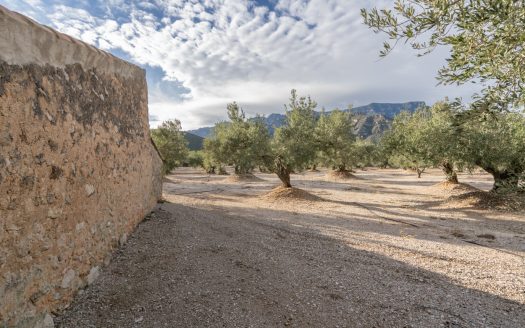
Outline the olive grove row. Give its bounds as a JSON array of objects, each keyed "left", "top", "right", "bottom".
[{"left": 151, "top": 92, "right": 525, "bottom": 192}]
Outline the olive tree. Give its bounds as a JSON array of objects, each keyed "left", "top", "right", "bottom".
[
  {"left": 382, "top": 103, "right": 469, "bottom": 181},
  {"left": 381, "top": 110, "right": 433, "bottom": 178},
  {"left": 204, "top": 102, "right": 270, "bottom": 176},
  {"left": 352, "top": 140, "right": 380, "bottom": 169},
  {"left": 185, "top": 150, "right": 204, "bottom": 168},
  {"left": 462, "top": 112, "right": 525, "bottom": 192},
  {"left": 424, "top": 101, "right": 472, "bottom": 183},
  {"left": 269, "top": 90, "right": 318, "bottom": 188},
  {"left": 203, "top": 123, "right": 224, "bottom": 174},
  {"left": 151, "top": 119, "right": 188, "bottom": 175},
  {"left": 315, "top": 109, "right": 356, "bottom": 172},
  {"left": 201, "top": 149, "right": 221, "bottom": 174},
  {"left": 362, "top": 1, "right": 525, "bottom": 113}
]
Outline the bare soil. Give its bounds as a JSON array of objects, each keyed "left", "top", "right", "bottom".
[
  {"left": 260, "top": 186, "right": 322, "bottom": 202},
  {"left": 56, "top": 168, "right": 525, "bottom": 327},
  {"left": 223, "top": 173, "right": 265, "bottom": 183},
  {"left": 443, "top": 191, "right": 525, "bottom": 211},
  {"left": 326, "top": 170, "right": 359, "bottom": 180},
  {"left": 430, "top": 180, "right": 479, "bottom": 193}
]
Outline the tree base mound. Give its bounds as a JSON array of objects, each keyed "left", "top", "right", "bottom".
[
  {"left": 430, "top": 181, "right": 478, "bottom": 195},
  {"left": 326, "top": 170, "right": 358, "bottom": 180},
  {"left": 442, "top": 191, "right": 525, "bottom": 211},
  {"left": 260, "top": 186, "right": 322, "bottom": 202},
  {"left": 223, "top": 174, "right": 265, "bottom": 183}
]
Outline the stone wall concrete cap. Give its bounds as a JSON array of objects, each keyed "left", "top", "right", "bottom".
[{"left": 0, "top": 5, "right": 144, "bottom": 79}]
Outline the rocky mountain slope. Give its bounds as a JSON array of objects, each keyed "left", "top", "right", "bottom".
[{"left": 187, "top": 101, "right": 425, "bottom": 148}]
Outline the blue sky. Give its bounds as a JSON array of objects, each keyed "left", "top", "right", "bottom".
[{"left": 1, "top": 0, "right": 479, "bottom": 129}]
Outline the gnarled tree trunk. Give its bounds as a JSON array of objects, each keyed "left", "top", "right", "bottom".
[
  {"left": 442, "top": 161, "right": 458, "bottom": 184},
  {"left": 489, "top": 170, "right": 520, "bottom": 193},
  {"left": 479, "top": 162, "right": 522, "bottom": 192},
  {"left": 274, "top": 157, "right": 292, "bottom": 188}
]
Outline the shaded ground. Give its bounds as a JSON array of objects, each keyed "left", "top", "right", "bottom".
[{"left": 57, "top": 168, "right": 525, "bottom": 327}]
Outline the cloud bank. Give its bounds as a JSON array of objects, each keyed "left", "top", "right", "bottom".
[{"left": 1, "top": 0, "right": 480, "bottom": 129}]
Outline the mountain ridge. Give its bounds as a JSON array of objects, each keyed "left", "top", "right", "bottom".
[
  {"left": 183, "top": 132, "right": 205, "bottom": 151},
  {"left": 186, "top": 101, "right": 426, "bottom": 144}
]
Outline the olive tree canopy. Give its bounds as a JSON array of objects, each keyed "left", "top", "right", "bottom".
[
  {"left": 204, "top": 102, "right": 270, "bottom": 175},
  {"left": 270, "top": 90, "right": 318, "bottom": 187},
  {"left": 315, "top": 109, "right": 356, "bottom": 172},
  {"left": 362, "top": 1, "right": 525, "bottom": 113},
  {"left": 151, "top": 119, "right": 189, "bottom": 175}
]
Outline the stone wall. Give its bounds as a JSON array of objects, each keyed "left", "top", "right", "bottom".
[{"left": 0, "top": 6, "right": 163, "bottom": 327}]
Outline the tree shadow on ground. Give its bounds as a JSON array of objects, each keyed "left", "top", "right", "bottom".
[
  {"left": 164, "top": 173, "right": 524, "bottom": 254},
  {"left": 331, "top": 196, "right": 522, "bottom": 252},
  {"left": 56, "top": 202, "right": 524, "bottom": 328}
]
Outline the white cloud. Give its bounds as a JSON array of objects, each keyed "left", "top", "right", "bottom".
[{"left": 0, "top": 0, "right": 481, "bottom": 129}]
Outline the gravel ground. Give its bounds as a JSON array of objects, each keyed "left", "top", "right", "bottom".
[{"left": 56, "top": 168, "right": 525, "bottom": 328}]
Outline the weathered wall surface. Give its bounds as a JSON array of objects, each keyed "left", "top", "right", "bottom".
[{"left": 0, "top": 6, "right": 163, "bottom": 327}]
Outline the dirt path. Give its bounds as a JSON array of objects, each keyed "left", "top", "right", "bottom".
[{"left": 57, "top": 168, "right": 525, "bottom": 327}]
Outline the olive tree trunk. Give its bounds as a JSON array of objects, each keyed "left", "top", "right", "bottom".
[
  {"left": 488, "top": 170, "right": 520, "bottom": 193},
  {"left": 416, "top": 167, "right": 425, "bottom": 178},
  {"left": 442, "top": 162, "right": 459, "bottom": 184},
  {"left": 336, "top": 164, "right": 347, "bottom": 172},
  {"left": 274, "top": 157, "right": 292, "bottom": 188}
]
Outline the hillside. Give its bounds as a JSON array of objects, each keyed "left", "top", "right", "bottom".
[
  {"left": 187, "top": 101, "right": 425, "bottom": 140},
  {"left": 353, "top": 114, "right": 391, "bottom": 141},
  {"left": 183, "top": 132, "right": 205, "bottom": 150},
  {"left": 187, "top": 127, "right": 213, "bottom": 139},
  {"left": 351, "top": 101, "right": 425, "bottom": 119}
]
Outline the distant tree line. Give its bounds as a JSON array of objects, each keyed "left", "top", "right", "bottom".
[
  {"left": 382, "top": 101, "right": 525, "bottom": 192},
  {"left": 196, "top": 90, "right": 381, "bottom": 188}
]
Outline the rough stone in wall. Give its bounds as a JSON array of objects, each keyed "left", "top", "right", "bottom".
[{"left": 0, "top": 5, "right": 163, "bottom": 327}]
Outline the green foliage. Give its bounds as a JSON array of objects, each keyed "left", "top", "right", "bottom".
[
  {"left": 270, "top": 90, "right": 318, "bottom": 187},
  {"left": 151, "top": 119, "right": 189, "bottom": 175},
  {"left": 362, "top": 1, "right": 525, "bottom": 112},
  {"left": 352, "top": 140, "right": 380, "bottom": 169},
  {"left": 185, "top": 150, "right": 204, "bottom": 168},
  {"left": 381, "top": 110, "right": 433, "bottom": 177},
  {"left": 204, "top": 102, "right": 271, "bottom": 175},
  {"left": 201, "top": 150, "right": 220, "bottom": 174},
  {"left": 461, "top": 111, "right": 525, "bottom": 192},
  {"left": 423, "top": 101, "right": 473, "bottom": 182},
  {"left": 315, "top": 109, "right": 356, "bottom": 171},
  {"left": 383, "top": 100, "right": 525, "bottom": 190},
  {"left": 380, "top": 102, "right": 470, "bottom": 180},
  {"left": 203, "top": 122, "right": 225, "bottom": 173}
]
